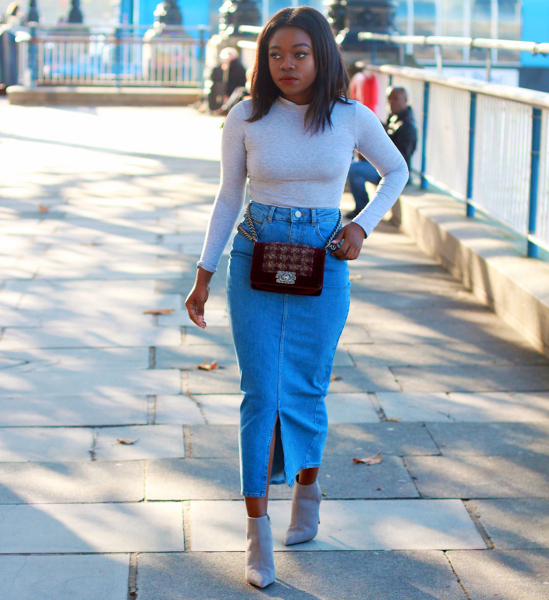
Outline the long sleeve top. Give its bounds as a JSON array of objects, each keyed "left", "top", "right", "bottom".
[{"left": 198, "top": 96, "right": 409, "bottom": 273}]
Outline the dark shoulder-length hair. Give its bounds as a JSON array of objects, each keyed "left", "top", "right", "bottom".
[{"left": 247, "top": 6, "right": 349, "bottom": 134}]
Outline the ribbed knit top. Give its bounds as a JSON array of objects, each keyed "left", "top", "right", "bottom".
[{"left": 198, "top": 96, "right": 408, "bottom": 273}]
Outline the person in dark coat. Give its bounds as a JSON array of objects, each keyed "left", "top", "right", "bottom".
[
  {"left": 220, "top": 47, "right": 247, "bottom": 98},
  {"left": 345, "top": 86, "right": 417, "bottom": 219}
]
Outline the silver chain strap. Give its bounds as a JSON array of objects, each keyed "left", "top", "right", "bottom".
[{"left": 237, "top": 203, "right": 342, "bottom": 250}]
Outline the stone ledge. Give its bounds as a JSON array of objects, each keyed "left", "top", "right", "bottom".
[
  {"left": 6, "top": 85, "right": 201, "bottom": 106},
  {"left": 391, "top": 188, "right": 549, "bottom": 357}
]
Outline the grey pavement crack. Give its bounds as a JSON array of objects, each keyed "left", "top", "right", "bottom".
[
  {"left": 368, "top": 392, "right": 389, "bottom": 421},
  {"left": 185, "top": 391, "right": 208, "bottom": 424},
  {"left": 127, "top": 552, "right": 138, "bottom": 599},
  {"left": 148, "top": 346, "right": 156, "bottom": 369},
  {"left": 183, "top": 424, "right": 193, "bottom": 458},
  {"left": 401, "top": 456, "right": 422, "bottom": 497},
  {"left": 424, "top": 423, "right": 444, "bottom": 455},
  {"left": 89, "top": 430, "right": 98, "bottom": 461},
  {"left": 463, "top": 500, "right": 495, "bottom": 550},
  {"left": 147, "top": 395, "right": 157, "bottom": 425},
  {"left": 388, "top": 366, "right": 404, "bottom": 392},
  {"left": 444, "top": 551, "right": 473, "bottom": 600},
  {"left": 183, "top": 501, "right": 191, "bottom": 552}
]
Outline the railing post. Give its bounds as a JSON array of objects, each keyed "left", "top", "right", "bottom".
[
  {"left": 28, "top": 25, "right": 38, "bottom": 87},
  {"left": 420, "top": 81, "right": 430, "bottom": 190},
  {"left": 114, "top": 26, "right": 121, "bottom": 87},
  {"left": 466, "top": 91, "right": 477, "bottom": 217},
  {"left": 198, "top": 25, "right": 205, "bottom": 84},
  {"left": 527, "top": 107, "right": 542, "bottom": 258}
]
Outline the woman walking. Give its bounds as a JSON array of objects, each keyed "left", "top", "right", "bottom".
[{"left": 185, "top": 6, "right": 408, "bottom": 589}]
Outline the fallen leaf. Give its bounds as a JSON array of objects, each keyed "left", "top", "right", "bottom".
[
  {"left": 349, "top": 274, "right": 362, "bottom": 280},
  {"left": 38, "top": 204, "right": 49, "bottom": 213},
  {"left": 353, "top": 452, "right": 383, "bottom": 465},
  {"left": 330, "top": 374, "right": 342, "bottom": 381},
  {"left": 142, "top": 308, "right": 175, "bottom": 315},
  {"left": 197, "top": 360, "right": 220, "bottom": 371},
  {"left": 117, "top": 438, "right": 138, "bottom": 445}
]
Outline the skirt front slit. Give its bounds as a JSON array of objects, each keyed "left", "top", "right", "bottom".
[{"left": 226, "top": 202, "right": 350, "bottom": 497}]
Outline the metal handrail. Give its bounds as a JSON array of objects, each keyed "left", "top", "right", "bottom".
[
  {"left": 26, "top": 36, "right": 201, "bottom": 44},
  {"left": 364, "top": 64, "right": 549, "bottom": 111},
  {"left": 358, "top": 32, "right": 549, "bottom": 56},
  {"left": 238, "top": 25, "right": 262, "bottom": 35}
]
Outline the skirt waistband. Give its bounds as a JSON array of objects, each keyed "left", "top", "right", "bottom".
[{"left": 249, "top": 201, "right": 340, "bottom": 224}]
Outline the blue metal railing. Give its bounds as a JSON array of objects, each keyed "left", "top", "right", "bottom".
[
  {"left": 466, "top": 92, "right": 477, "bottom": 218},
  {"left": 15, "top": 23, "right": 209, "bottom": 88},
  {"left": 372, "top": 65, "right": 549, "bottom": 259},
  {"left": 528, "top": 108, "right": 542, "bottom": 258}
]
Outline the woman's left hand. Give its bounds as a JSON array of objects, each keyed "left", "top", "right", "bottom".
[{"left": 329, "top": 222, "right": 366, "bottom": 260}]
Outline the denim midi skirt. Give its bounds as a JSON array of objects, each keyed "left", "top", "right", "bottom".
[{"left": 226, "top": 201, "right": 351, "bottom": 497}]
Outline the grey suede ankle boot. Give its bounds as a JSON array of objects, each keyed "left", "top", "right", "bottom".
[
  {"left": 245, "top": 515, "right": 276, "bottom": 588},
  {"left": 283, "top": 479, "right": 322, "bottom": 546}
]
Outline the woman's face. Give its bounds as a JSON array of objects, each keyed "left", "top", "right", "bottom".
[{"left": 268, "top": 27, "right": 317, "bottom": 105}]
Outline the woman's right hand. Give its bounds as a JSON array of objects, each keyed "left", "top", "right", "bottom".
[{"left": 185, "top": 267, "right": 214, "bottom": 329}]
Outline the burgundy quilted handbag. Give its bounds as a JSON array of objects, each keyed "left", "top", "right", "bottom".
[{"left": 237, "top": 203, "right": 342, "bottom": 296}]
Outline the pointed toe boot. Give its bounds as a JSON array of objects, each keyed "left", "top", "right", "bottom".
[
  {"left": 245, "top": 515, "right": 276, "bottom": 588},
  {"left": 283, "top": 479, "right": 322, "bottom": 546}
]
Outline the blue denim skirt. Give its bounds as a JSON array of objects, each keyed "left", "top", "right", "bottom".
[{"left": 226, "top": 201, "right": 351, "bottom": 497}]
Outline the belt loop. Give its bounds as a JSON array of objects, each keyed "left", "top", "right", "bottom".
[
  {"left": 267, "top": 206, "right": 276, "bottom": 223},
  {"left": 311, "top": 208, "right": 317, "bottom": 225}
]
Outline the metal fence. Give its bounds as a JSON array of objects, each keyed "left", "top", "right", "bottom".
[
  {"left": 359, "top": 32, "right": 549, "bottom": 81},
  {"left": 15, "top": 24, "right": 207, "bottom": 87},
  {"left": 370, "top": 65, "right": 549, "bottom": 257}
]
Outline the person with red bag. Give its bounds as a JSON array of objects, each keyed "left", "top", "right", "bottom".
[{"left": 185, "top": 6, "right": 407, "bottom": 589}]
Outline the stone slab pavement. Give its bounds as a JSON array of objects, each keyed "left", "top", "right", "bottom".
[{"left": 0, "top": 100, "right": 547, "bottom": 599}]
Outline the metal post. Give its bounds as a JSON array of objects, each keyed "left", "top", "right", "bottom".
[
  {"left": 27, "top": 0, "right": 39, "bottom": 23},
  {"left": 155, "top": 1, "right": 183, "bottom": 26},
  {"left": 219, "top": 0, "right": 260, "bottom": 37},
  {"left": 434, "top": 0, "right": 442, "bottom": 72},
  {"left": 406, "top": 0, "right": 414, "bottom": 55},
  {"left": 420, "top": 81, "right": 430, "bottom": 190},
  {"left": 527, "top": 107, "right": 542, "bottom": 258},
  {"left": 486, "top": 48, "right": 491, "bottom": 82},
  {"left": 198, "top": 25, "right": 205, "bottom": 84},
  {"left": 325, "top": 0, "right": 399, "bottom": 64},
  {"left": 466, "top": 92, "right": 477, "bottom": 217},
  {"left": 463, "top": 0, "right": 471, "bottom": 63},
  {"left": 67, "top": 0, "right": 84, "bottom": 23},
  {"left": 114, "top": 25, "right": 121, "bottom": 87},
  {"left": 490, "top": 0, "right": 498, "bottom": 66},
  {"left": 28, "top": 24, "right": 38, "bottom": 86}
]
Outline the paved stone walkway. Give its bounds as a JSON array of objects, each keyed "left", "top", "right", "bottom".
[{"left": 0, "top": 101, "right": 548, "bottom": 600}]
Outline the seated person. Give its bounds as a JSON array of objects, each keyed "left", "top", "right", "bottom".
[{"left": 346, "top": 86, "right": 417, "bottom": 219}]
